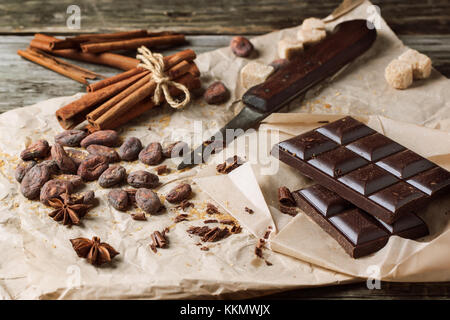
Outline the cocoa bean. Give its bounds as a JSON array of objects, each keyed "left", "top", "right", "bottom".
[
  {"left": 203, "top": 81, "right": 229, "bottom": 105},
  {"left": 40, "top": 160, "right": 60, "bottom": 175},
  {"left": 156, "top": 165, "right": 170, "bottom": 175},
  {"left": 77, "top": 155, "right": 108, "bottom": 181},
  {"left": 51, "top": 143, "right": 78, "bottom": 174},
  {"left": 40, "top": 179, "right": 74, "bottom": 205},
  {"left": 135, "top": 188, "right": 161, "bottom": 214},
  {"left": 230, "top": 36, "right": 253, "bottom": 57},
  {"left": 20, "top": 140, "right": 50, "bottom": 161},
  {"left": 56, "top": 174, "right": 83, "bottom": 188},
  {"left": 81, "top": 190, "right": 95, "bottom": 205},
  {"left": 98, "top": 165, "right": 126, "bottom": 188},
  {"left": 20, "top": 162, "right": 53, "bottom": 199},
  {"left": 54, "top": 130, "right": 88, "bottom": 147},
  {"left": 107, "top": 189, "right": 129, "bottom": 211},
  {"left": 15, "top": 160, "right": 36, "bottom": 182},
  {"left": 80, "top": 130, "right": 119, "bottom": 148},
  {"left": 118, "top": 137, "right": 142, "bottom": 161},
  {"left": 162, "top": 141, "right": 188, "bottom": 158},
  {"left": 86, "top": 144, "right": 120, "bottom": 163},
  {"left": 65, "top": 148, "right": 88, "bottom": 167},
  {"left": 127, "top": 170, "right": 159, "bottom": 189},
  {"left": 166, "top": 183, "right": 192, "bottom": 203},
  {"left": 139, "top": 142, "right": 163, "bottom": 165},
  {"left": 269, "top": 58, "right": 289, "bottom": 72}
]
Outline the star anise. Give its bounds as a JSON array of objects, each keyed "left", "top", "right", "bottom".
[
  {"left": 47, "top": 191, "right": 92, "bottom": 226},
  {"left": 70, "top": 236, "right": 119, "bottom": 266}
]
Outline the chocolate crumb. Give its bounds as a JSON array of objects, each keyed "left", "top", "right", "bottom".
[
  {"left": 206, "top": 203, "right": 219, "bottom": 214},
  {"left": 156, "top": 165, "right": 170, "bottom": 175},
  {"left": 265, "top": 260, "right": 273, "bottom": 266},
  {"left": 150, "top": 230, "right": 168, "bottom": 253},
  {"left": 279, "top": 204, "right": 298, "bottom": 216},
  {"left": 318, "top": 120, "right": 330, "bottom": 124},
  {"left": 187, "top": 225, "right": 230, "bottom": 242},
  {"left": 174, "top": 213, "right": 189, "bottom": 223},
  {"left": 230, "top": 225, "right": 242, "bottom": 234},
  {"left": 131, "top": 212, "right": 147, "bottom": 221},
  {"left": 255, "top": 246, "right": 263, "bottom": 259},
  {"left": 219, "top": 219, "right": 235, "bottom": 225},
  {"left": 200, "top": 246, "right": 209, "bottom": 251},
  {"left": 216, "top": 155, "right": 244, "bottom": 174},
  {"left": 204, "top": 219, "right": 218, "bottom": 224},
  {"left": 278, "top": 186, "right": 295, "bottom": 206},
  {"left": 245, "top": 206, "right": 254, "bottom": 214},
  {"left": 176, "top": 200, "right": 194, "bottom": 211}
]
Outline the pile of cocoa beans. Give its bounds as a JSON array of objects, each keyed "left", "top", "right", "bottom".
[{"left": 16, "top": 129, "right": 193, "bottom": 216}]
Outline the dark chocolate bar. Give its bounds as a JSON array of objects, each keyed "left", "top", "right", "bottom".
[
  {"left": 272, "top": 116, "right": 450, "bottom": 224},
  {"left": 293, "top": 184, "right": 429, "bottom": 258}
]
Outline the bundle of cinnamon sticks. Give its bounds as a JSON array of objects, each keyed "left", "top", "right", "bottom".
[
  {"left": 18, "top": 30, "right": 187, "bottom": 83},
  {"left": 55, "top": 49, "right": 201, "bottom": 131}
]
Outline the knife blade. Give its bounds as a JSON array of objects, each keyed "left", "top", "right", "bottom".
[{"left": 178, "top": 19, "right": 377, "bottom": 170}]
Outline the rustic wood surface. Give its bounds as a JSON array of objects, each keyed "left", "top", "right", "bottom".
[{"left": 0, "top": 0, "right": 449, "bottom": 299}]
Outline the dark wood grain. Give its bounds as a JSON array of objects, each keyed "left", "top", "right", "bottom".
[
  {"left": 262, "top": 281, "right": 450, "bottom": 300},
  {"left": 0, "top": 0, "right": 449, "bottom": 35}
]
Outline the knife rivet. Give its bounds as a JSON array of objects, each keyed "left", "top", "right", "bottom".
[
  {"left": 264, "top": 88, "right": 270, "bottom": 93},
  {"left": 284, "top": 74, "right": 290, "bottom": 79}
]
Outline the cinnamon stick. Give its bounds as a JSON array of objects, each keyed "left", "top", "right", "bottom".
[
  {"left": 66, "top": 30, "right": 149, "bottom": 43},
  {"left": 29, "top": 39, "right": 53, "bottom": 51},
  {"left": 92, "top": 58, "right": 198, "bottom": 129},
  {"left": 86, "top": 73, "right": 152, "bottom": 122},
  {"left": 53, "top": 50, "right": 139, "bottom": 70},
  {"left": 87, "top": 61, "right": 192, "bottom": 123},
  {"left": 30, "top": 35, "right": 140, "bottom": 70},
  {"left": 86, "top": 67, "right": 146, "bottom": 92},
  {"left": 92, "top": 73, "right": 201, "bottom": 130},
  {"left": 17, "top": 48, "right": 101, "bottom": 84},
  {"left": 55, "top": 71, "right": 148, "bottom": 129},
  {"left": 81, "top": 34, "right": 186, "bottom": 53},
  {"left": 55, "top": 49, "right": 197, "bottom": 129},
  {"left": 85, "top": 49, "right": 196, "bottom": 92}
]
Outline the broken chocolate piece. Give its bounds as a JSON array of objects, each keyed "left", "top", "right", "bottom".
[
  {"left": 174, "top": 213, "right": 189, "bottom": 223},
  {"left": 216, "top": 155, "right": 244, "bottom": 174},
  {"left": 278, "top": 186, "right": 295, "bottom": 206}
]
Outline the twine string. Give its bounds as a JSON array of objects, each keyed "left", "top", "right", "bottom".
[{"left": 136, "top": 46, "right": 190, "bottom": 109}]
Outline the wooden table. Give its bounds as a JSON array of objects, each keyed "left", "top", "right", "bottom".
[{"left": 0, "top": 0, "right": 449, "bottom": 299}]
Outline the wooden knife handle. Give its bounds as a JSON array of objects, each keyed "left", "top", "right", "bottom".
[{"left": 242, "top": 20, "right": 377, "bottom": 114}]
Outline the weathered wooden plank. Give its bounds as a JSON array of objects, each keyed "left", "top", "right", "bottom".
[
  {"left": 1, "top": 34, "right": 449, "bottom": 114},
  {"left": 0, "top": 0, "right": 449, "bottom": 35},
  {"left": 263, "top": 281, "right": 450, "bottom": 300}
]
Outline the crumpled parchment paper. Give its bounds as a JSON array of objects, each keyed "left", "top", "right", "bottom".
[{"left": 0, "top": 0, "right": 449, "bottom": 299}]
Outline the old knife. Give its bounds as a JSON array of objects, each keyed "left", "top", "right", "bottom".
[{"left": 178, "top": 19, "right": 377, "bottom": 170}]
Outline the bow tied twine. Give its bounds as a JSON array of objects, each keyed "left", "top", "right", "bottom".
[{"left": 136, "top": 46, "right": 190, "bottom": 109}]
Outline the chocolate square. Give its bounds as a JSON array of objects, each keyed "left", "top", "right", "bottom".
[
  {"left": 278, "top": 131, "right": 338, "bottom": 160},
  {"left": 299, "top": 184, "right": 350, "bottom": 217},
  {"left": 316, "top": 116, "right": 375, "bottom": 144},
  {"left": 338, "top": 164, "right": 398, "bottom": 195},
  {"left": 308, "top": 147, "right": 368, "bottom": 177},
  {"left": 406, "top": 167, "right": 450, "bottom": 196},
  {"left": 369, "top": 181, "right": 426, "bottom": 213},
  {"left": 376, "top": 150, "right": 435, "bottom": 179},
  {"left": 329, "top": 209, "right": 388, "bottom": 245},
  {"left": 346, "top": 133, "right": 405, "bottom": 161},
  {"left": 375, "top": 212, "right": 427, "bottom": 235}
]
